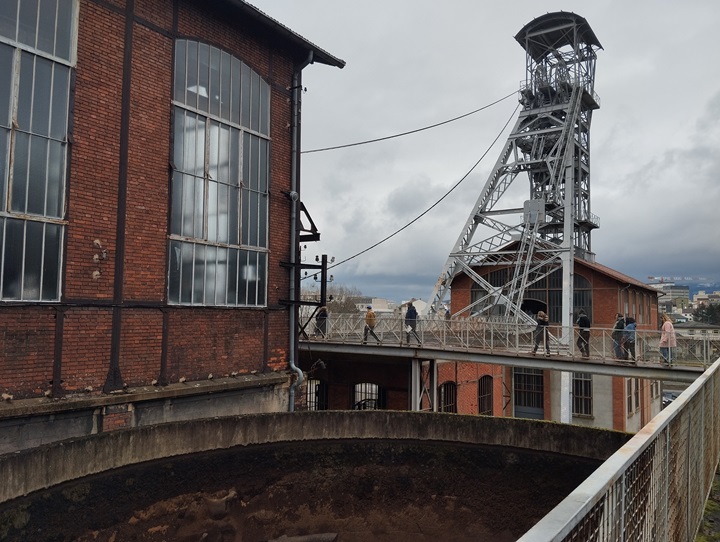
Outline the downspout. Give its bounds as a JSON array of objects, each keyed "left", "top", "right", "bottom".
[{"left": 288, "top": 51, "right": 313, "bottom": 411}]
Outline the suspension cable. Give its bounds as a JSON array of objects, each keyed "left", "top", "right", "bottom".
[{"left": 301, "top": 91, "right": 517, "bottom": 154}]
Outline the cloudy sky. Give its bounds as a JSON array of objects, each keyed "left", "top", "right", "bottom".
[{"left": 250, "top": 0, "right": 720, "bottom": 303}]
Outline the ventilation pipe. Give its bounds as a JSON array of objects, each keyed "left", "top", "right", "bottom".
[{"left": 288, "top": 51, "right": 313, "bottom": 411}]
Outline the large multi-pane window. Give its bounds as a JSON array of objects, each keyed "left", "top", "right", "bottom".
[
  {"left": 169, "top": 40, "right": 269, "bottom": 306},
  {"left": 0, "top": 0, "right": 75, "bottom": 301}
]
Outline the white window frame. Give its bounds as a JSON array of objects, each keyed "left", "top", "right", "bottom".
[
  {"left": 572, "top": 372, "right": 593, "bottom": 417},
  {"left": 169, "top": 40, "right": 270, "bottom": 307},
  {"left": 0, "top": 0, "right": 76, "bottom": 302}
]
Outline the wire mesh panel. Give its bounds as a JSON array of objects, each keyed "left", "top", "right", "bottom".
[{"left": 517, "top": 360, "right": 720, "bottom": 542}]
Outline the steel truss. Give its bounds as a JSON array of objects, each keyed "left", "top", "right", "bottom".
[{"left": 429, "top": 12, "right": 603, "bottom": 332}]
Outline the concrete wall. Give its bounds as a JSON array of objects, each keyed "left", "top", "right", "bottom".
[
  {"left": 0, "top": 410, "right": 631, "bottom": 506},
  {"left": 0, "top": 373, "right": 288, "bottom": 454}
]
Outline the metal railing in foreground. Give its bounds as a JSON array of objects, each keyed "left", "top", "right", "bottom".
[
  {"left": 303, "top": 314, "right": 720, "bottom": 366},
  {"left": 517, "top": 358, "right": 720, "bottom": 542}
]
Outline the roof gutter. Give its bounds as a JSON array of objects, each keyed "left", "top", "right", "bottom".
[{"left": 287, "top": 50, "right": 313, "bottom": 411}]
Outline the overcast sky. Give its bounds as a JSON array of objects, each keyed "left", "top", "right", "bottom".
[{"left": 250, "top": 0, "right": 720, "bottom": 303}]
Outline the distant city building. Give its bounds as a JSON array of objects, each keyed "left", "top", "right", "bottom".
[{"left": 694, "top": 290, "right": 720, "bottom": 306}]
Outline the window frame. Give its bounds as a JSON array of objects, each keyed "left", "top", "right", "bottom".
[
  {"left": 353, "top": 382, "right": 384, "bottom": 410},
  {"left": 168, "top": 39, "right": 270, "bottom": 307},
  {"left": 305, "top": 378, "right": 328, "bottom": 411},
  {"left": 0, "top": 0, "right": 76, "bottom": 303},
  {"left": 438, "top": 381, "right": 457, "bottom": 413},
  {"left": 571, "top": 372, "right": 593, "bottom": 417},
  {"left": 478, "top": 374, "right": 493, "bottom": 415}
]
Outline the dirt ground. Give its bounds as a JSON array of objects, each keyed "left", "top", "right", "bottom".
[
  {"left": 1, "top": 440, "right": 601, "bottom": 542},
  {"left": 697, "top": 469, "right": 720, "bottom": 542}
]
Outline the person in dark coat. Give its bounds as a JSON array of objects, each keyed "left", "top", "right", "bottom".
[
  {"left": 576, "top": 309, "right": 591, "bottom": 358},
  {"left": 532, "top": 311, "right": 550, "bottom": 356},
  {"left": 623, "top": 316, "right": 637, "bottom": 361},
  {"left": 314, "top": 306, "right": 328, "bottom": 338},
  {"left": 404, "top": 302, "right": 421, "bottom": 345},
  {"left": 612, "top": 313, "right": 625, "bottom": 359}
]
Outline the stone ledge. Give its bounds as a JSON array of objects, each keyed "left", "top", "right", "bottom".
[{"left": 0, "top": 372, "right": 289, "bottom": 420}]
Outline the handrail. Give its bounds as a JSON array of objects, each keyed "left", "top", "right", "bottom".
[
  {"left": 517, "top": 358, "right": 720, "bottom": 541},
  {"left": 302, "top": 313, "right": 720, "bottom": 367}
]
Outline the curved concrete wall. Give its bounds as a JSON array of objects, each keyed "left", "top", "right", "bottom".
[{"left": 0, "top": 410, "right": 630, "bottom": 505}]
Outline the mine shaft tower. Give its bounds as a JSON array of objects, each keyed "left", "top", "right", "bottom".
[{"left": 429, "top": 12, "right": 602, "bottom": 331}]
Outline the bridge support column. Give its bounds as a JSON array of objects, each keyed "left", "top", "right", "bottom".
[{"left": 411, "top": 359, "right": 436, "bottom": 411}]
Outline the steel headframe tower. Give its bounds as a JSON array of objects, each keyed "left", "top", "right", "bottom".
[{"left": 428, "top": 12, "right": 602, "bottom": 333}]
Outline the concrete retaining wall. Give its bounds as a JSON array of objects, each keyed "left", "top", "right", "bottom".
[
  {"left": 0, "top": 410, "right": 631, "bottom": 505},
  {"left": 0, "top": 373, "right": 289, "bottom": 454}
]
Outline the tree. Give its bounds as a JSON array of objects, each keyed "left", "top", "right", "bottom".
[
  {"left": 693, "top": 304, "right": 720, "bottom": 325},
  {"left": 300, "top": 283, "right": 364, "bottom": 315}
]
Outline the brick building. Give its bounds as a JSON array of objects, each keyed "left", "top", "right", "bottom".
[
  {"left": 438, "top": 257, "right": 663, "bottom": 432},
  {"left": 0, "top": 0, "right": 343, "bottom": 412}
]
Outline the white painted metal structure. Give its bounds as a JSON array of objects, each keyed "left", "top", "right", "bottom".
[
  {"left": 427, "top": 12, "right": 603, "bottom": 423},
  {"left": 428, "top": 11, "right": 602, "bottom": 323}
]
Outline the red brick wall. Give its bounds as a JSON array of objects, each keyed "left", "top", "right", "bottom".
[
  {"left": 0, "top": 0, "right": 303, "bottom": 399},
  {"left": 321, "top": 361, "right": 410, "bottom": 410},
  {"left": 444, "top": 261, "right": 660, "bottom": 428},
  {"left": 0, "top": 308, "right": 56, "bottom": 395},
  {"left": 66, "top": 3, "right": 124, "bottom": 300},
  {"left": 124, "top": 22, "right": 173, "bottom": 301}
]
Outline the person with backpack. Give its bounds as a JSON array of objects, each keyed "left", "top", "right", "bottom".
[
  {"left": 623, "top": 316, "right": 637, "bottom": 362},
  {"left": 575, "top": 309, "right": 591, "bottom": 358}
]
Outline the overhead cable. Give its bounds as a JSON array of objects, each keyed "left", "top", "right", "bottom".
[
  {"left": 301, "top": 90, "right": 517, "bottom": 154},
  {"left": 323, "top": 102, "right": 521, "bottom": 274}
]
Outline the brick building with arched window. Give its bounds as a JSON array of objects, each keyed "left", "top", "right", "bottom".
[{"left": 441, "top": 257, "right": 662, "bottom": 432}]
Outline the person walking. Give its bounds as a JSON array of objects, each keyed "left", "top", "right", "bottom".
[
  {"left": 313, "top": 306, "right": 328, "bottom": 338},
  {"left": 404, "top": 301, "right": 422, "bottom": 345},
  {"left": 611, "top": 313, "right": 625, "bottom": 359},
  {"left": 576, "top": 309, "right": 591, "bottom": 358},
  {"left": 532, "top": 311, "right": 550, "bottom": 356},
  {"left": 659, "top": 314, "right": 677, "bottom": 365},
  {"left": 623, "top": 316, "right": 637, "bottom": 362},
  {"left": 362, "top": 305, "right": 381, "bottom": 344}
]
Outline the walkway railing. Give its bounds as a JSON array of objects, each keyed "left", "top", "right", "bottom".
[
  {"left": 303, "top": 314, "right": 720, "bottom": 366},
  {"left": 518, "top": 357, "right": 720, "bottom": 541}
]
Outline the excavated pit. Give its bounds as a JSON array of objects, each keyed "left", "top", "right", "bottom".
[{"left": 1, "top": 438, "right": 604, "bottom": 542}]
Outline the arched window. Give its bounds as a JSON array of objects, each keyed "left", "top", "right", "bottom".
[
  {"left": 169, "top": 40, "right": 269, "bottom": 306},
  {"left": 478, "top": 375, "right": 493, "bottom": 415},
  {"left": 0, "top": 0, "right": 76, "bottom": 301},
  {"left": 353, "top": 382, "right": 385, "bottom": 410},
  {"left": 438, "top": 381, "right": 457, "bottom": 413}
]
